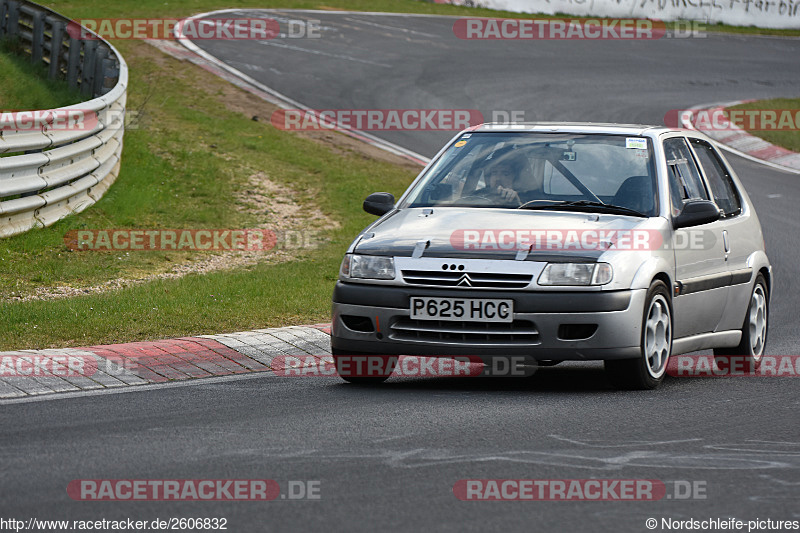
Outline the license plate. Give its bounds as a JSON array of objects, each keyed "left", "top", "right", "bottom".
[{"left": 410, "top": 297, "right": 513, "bottom": 323}]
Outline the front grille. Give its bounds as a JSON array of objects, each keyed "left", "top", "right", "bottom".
[
  {"left": 389, "top": 318, "right": 540, "bottom": 345},
  {"left": 401, "top": 270, "right": 532, "bottom": 289}
]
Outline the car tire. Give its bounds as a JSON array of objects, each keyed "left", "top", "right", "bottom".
[
  {"left": 605, "top": 280, "right": 672, "bottom": 390},
  {"left": 713, "top": 273, "right": 769, "bottom": 371},
  {"left": 331, "top": 349, "right": 397, "bottom": 385}
]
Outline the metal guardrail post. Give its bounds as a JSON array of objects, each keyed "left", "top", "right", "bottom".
[
  {"left": 7, "top": 0, "right": 19, "bottom": 38},
  {"left": 0, "top": 1, "right": 8, "bottom": 39},
  {"left": 99, "top": 56, "right": 113, "bottom": 95},
  {"left": 80, "top": 39, "right": 97, "bottom": 97},
  {"left": 66, "top": 35, "right": 80, "bottom": 88},
  {"left": 92, "top": 46, "right": 108, "bottom": 96},
  {"left": 30, "top": 8, "right": 43, "bottom": 62},
  {"left": 47, "top": 17, "right": 64, "bottom": 80}
]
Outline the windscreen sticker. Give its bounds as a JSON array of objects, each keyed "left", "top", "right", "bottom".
[
  {"left": 454, "top": 140, "right": 468, "bottom": 147},
  {"left": 626, "top": 137, "right": 648, "bottom": 150},
  {"left": 461, "top": 133, "right": 472, "bottom": 138}
]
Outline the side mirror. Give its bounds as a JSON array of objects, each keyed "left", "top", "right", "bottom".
[
  {"left": 673, "top": 200, "right": 721, "bottom": 229},
  {"left": 363, "top": 192, "right": 395, "bottom": 216}
]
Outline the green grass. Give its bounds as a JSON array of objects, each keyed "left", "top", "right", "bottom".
[
  {"left": 727, "top": 98, "right": 800, "bottom": 153},
  {"left": 0, "top": 41, "right": 83, "bottom": 109},
  {"left": 3, "top": 255, "right": 342, "bottom": 348}
]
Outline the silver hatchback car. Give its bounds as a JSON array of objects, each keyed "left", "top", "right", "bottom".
[{"left": 331, "top": 123, "right": 771, "bottom": 389}]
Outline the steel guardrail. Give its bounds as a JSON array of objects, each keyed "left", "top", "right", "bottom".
[{"left": 0, "top": 0, "right": 127, "bottom": 237}]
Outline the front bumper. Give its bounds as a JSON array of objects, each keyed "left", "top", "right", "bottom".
[{"left": 331, "top": 282, "right": 646, "bottom": 360}]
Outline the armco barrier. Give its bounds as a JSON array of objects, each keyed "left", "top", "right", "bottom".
[{"left": 0, "top": 0, "right": 127, "bottom": 238}]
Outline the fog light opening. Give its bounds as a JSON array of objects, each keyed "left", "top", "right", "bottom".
[
  {"left": 557, "top": 324, "right": 598, "bottom": 341},
  {"left": 341, "top": 315, "right": 375, "bottom": 333}
]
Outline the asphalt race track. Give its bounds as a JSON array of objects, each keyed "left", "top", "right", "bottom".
[{"left": 2, "top": 11, "right": 799, "bottom": 533}]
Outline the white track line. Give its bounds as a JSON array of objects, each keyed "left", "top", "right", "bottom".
[{"left": 174, "top": 9, "right": 432, "bottom": 166}]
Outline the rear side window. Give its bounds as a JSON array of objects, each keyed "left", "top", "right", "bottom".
[
  {"left": 689, "top": 139, "right": 742, "bottom": 217},
  {"left": 663, "top": 138, "right": 708, "bottom": 216}
]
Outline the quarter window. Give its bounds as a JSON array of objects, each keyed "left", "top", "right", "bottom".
[
  {"left": 663, "top": 138, "right": 708, "bottom": 217},
  {"left": 689, "top": 139, "right": 742, "bottom": 217}
]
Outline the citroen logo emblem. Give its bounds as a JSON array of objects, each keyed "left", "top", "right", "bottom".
[{"left": 457, "top": 274, "right": 473, "bottom": 287}]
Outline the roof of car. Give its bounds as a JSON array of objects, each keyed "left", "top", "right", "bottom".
[{"left": 470, "top": 122, "right": 680, "bottom": 136}]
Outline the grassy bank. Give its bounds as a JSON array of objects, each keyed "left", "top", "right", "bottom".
[{"left": 727, "top": 98, "right": 800, "bottom": 153}]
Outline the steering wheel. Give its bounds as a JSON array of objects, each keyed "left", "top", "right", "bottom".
[
  {"left": 461, "top": 193, "right": 523, "bottom": 208},
  {"left": 517, "top": 199, "right": 565, "bottom": 209},
  {"left": 458, "top": 193, "right": 496, "bottom": 204}
]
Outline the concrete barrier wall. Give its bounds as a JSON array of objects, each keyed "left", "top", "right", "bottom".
[{"left": 444, "top": 0, "right": 800, "bottom": 29}]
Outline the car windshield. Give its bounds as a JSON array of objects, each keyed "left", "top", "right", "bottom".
[{"left": 402, "top": 132, "right": 658, "bottom": 216}]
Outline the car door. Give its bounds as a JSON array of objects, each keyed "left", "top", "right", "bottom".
[
  {"left": 687, "top": 138, "right": 753, "bottom": 332},
  {"left": 663, "top": 137, "right": 728, "bottom": 338}
]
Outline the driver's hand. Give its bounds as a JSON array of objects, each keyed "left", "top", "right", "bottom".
[{"left": 496, "top": 186, "right": 521, "bottom": 204}]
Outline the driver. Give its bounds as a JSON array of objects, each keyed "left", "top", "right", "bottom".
[
  {"left": 471, "top": 148, "right": 542, "bottom": 205},
  {"left": 487, "top": 159, "right": 524, "bottom": 204}
]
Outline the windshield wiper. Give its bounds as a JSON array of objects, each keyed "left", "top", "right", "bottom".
[{"left": 517, "top": 200, "right": 647, "bottom": 217}]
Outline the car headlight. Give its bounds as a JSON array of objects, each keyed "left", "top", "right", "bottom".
[
  {"left": 538, "top": 262, "right": 613, "bottom": 286},
  {"left": 340, "top": 254, "right": 395, "bottom": 280}
]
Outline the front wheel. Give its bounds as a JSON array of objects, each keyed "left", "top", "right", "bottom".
[
  {"left": 605, "top": 281, "right": 672, "bottom": 390},
  {"left": 332, "top": 349, "right": 397, "bottom": 385},
  {"left": 714, "top": 273, "right": 769, "bottom": 370}
]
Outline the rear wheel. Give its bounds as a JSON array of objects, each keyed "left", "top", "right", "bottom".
[
  {"left": 714, "top": 273, "right": 769, "bottom": 371},
  {"left": 605, "top": 280, "right": 672, "bottom": 390},
  {"left": 331, "top": 349, "right": 397, "bottom": 385}
]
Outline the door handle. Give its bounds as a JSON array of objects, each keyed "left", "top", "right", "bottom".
[{"left": 722, "top": 230, "right": 730, "bottom": 258}]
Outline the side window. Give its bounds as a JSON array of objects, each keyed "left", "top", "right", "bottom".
[
  {"left": 689, "top": 139, "right": 742, "bottom": 217},
  {"left": 663, "top": 138, "right": 708, "bottom": 216}
]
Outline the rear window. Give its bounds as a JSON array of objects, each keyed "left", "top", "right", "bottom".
[{"left": 689, "top": 138, "right": 742, "bottom": 217}]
